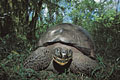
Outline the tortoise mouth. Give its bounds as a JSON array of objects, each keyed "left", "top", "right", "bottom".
[{"left": 53, "top": 56, "right": 72, "bottom": 66}]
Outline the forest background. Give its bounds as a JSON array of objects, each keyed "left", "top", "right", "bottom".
[{"left": 0, "top": 0, "right": 120, "bottom": 80}]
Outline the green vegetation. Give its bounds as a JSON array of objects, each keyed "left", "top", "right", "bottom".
[{"left": 0, "top": 0, "right": 120, "bottom": 80}]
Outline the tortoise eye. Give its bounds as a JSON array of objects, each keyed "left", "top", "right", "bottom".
[{"left": 54, "top": 47, "right": 62, "bottom": 57}]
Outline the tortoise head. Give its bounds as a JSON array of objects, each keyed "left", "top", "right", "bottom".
[{"left": 53, "top": 47, "right": 73, "bottom": 66}]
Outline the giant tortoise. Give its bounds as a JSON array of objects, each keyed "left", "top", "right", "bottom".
[{"left": 24, "top": 23, "right": 98, "bottom": 74}]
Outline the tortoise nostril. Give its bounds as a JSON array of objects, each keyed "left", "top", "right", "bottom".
[
  {"left": 61, "top": 52, "right": 67, "bottom": 58},
  {"left": 61, "top": 49, "right": 68, "bottom": 58}
]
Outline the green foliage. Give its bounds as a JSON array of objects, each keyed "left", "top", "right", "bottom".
[
  {"left": 0, "top": 0, "right": 120, "bottom": 80},
  {"left": 70, "top": 0, "right": 120, "bottom": 79}
]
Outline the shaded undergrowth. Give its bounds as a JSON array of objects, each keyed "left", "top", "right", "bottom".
[{"left": 0, "top": 32, "right": 120, "bottom": 80}]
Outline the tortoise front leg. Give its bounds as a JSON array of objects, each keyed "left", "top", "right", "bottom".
[
  {"left": 70, "top": 51, "right": 98, "bottom": 74},
  {"left": 24, "top": 47, "right": 52, "bottom": 71}
]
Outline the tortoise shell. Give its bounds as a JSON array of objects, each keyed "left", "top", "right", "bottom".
[
  {"left": 38, "top": 23, "right": 95, "bottom": 58},
  {"left": 24, "top": 23, "right": 98, "bottom": 74}
]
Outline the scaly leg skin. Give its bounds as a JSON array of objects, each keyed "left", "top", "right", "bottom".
[
  {"left": 24, "top": 47, "right": 52, "bottom": 71},
  {"left": 70, "top": 51, "right": 98, "bottom": 75}
]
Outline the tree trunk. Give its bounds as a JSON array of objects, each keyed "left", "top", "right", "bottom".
[{"left": 27, "top": 0, "right": 43, "bottom": 41}]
